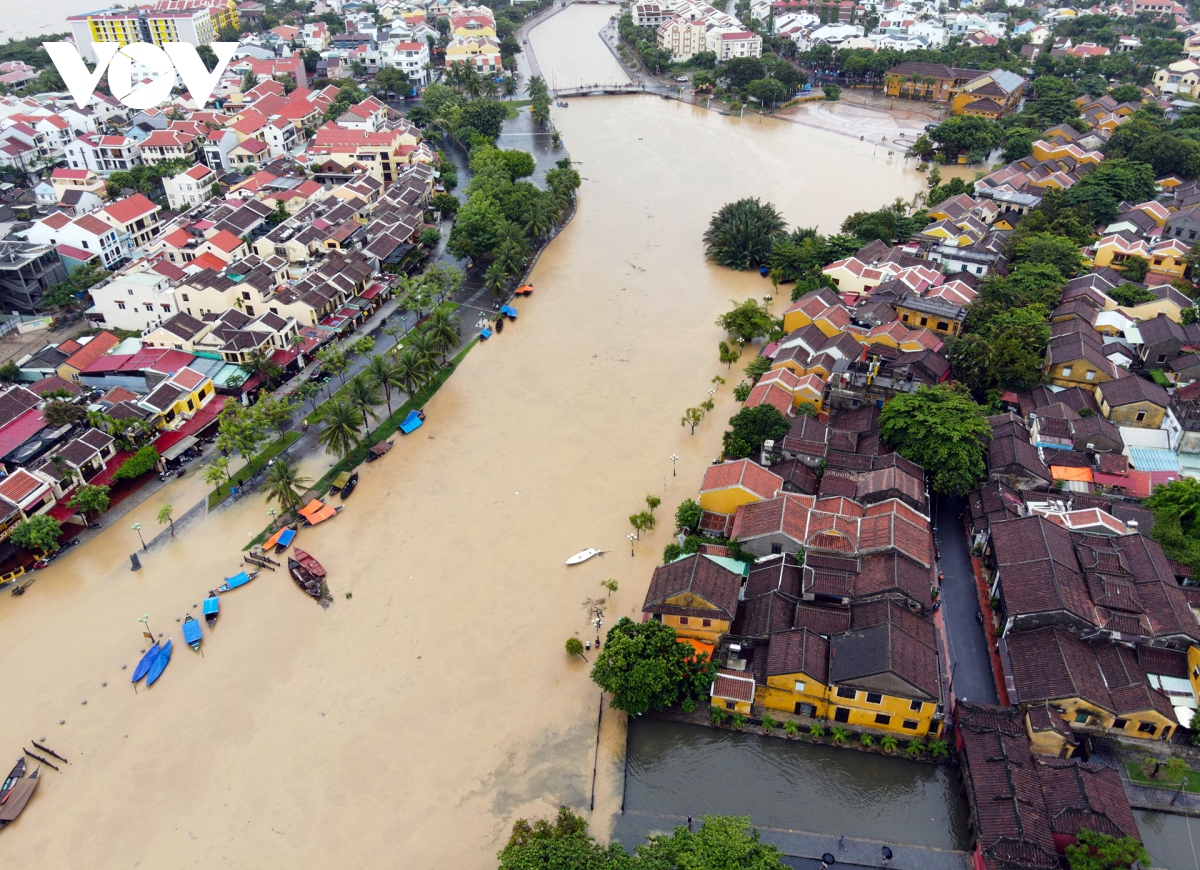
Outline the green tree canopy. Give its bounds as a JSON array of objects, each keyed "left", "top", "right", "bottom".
[
  {"left": 1010, "top": 232, "right": 1084, "bottom": 277},
  {"left": 112, "top": 444, "right": 159, "bottom": 481},
  {"left": 928, "top": 115, "right": 1004, "bottom": 156},
  {"left": 878, "top": 384, "right": 990, "bottom": 495},
  {"left": 1146, "top": 477, "right": 1200, "bottom": 574},
  {"left": 723, "top": 404, "right": 790, "bottom": 460},
  {"left": 11, "top": 514, "right": 61, "bottom": 556},
  {"left": 703, "top": 198, "right": 787, "bottom": 270},
  {"left": 590, "top": 617, "right": 718, "bottom": 716},
  {"left": 1064, "top": 828, "right": 1149, "bottom": 870},
  {"left": 68, "top": 484, "right": 110, "bottom": 520},
  {"left": 716, "top": 299, "right": 774, "bottom": 346}
]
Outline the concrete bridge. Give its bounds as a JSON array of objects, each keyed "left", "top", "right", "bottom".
[{"left": 550, "top": 84, "right": 652, "bottom": 98}]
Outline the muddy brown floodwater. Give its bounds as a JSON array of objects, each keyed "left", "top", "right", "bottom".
[{"left": 0, "top": 7, "right": 925, "bottom": 866}]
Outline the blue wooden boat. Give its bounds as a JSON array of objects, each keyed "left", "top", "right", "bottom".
[
  {"left": 146, "top": 639, "right": 172, "bottom": 686},
  {"left": 500, "top": 304, "right": 518, "bottom": 319},
  {"left": 215, "top": 570, "right": 257, "bottom": 594},
  {"left": 202, "top": 594, "right": 219, "bottom": 628},
  {"left": 399, "top": 409, "right": 425, "bottom": 434},
  {"left": 131, "top": 642, "right": 161, "bottom": 683},
  {"left": 480, "top": 327, "right": 492, "bottom": 340},
  {"left": 274, "top": 527, "right": 296, "bottom": 554},
  {"left": 181, "top": 615, "right": 202, "bottom": 651}
]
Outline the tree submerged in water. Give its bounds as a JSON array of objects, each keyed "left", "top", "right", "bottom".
[
  {"left": 498, "top": 808, "right": 789, "bottom": 869},
  {"left": 703, "top": 198, "right": 786, "bottom": 271}
]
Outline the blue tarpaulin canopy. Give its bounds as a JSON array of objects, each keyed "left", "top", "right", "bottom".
[
  {"left": 277, "top": 528, "right": 296, "bottom": 548},
  {"left": 501, "top": 305, "right": 517, "bottom": 317},
  {"left": 225, "top": 571, "right": 251, "bottom": 589},
  {"left": 182, "top": 618, "right": 202, "bottom": 646},
  {"left": 400, "top": 410, "right": 424, "bottom": 434},
  {"left": 480, "top": 328, "right": 492, "bottom": 340},
  {"left": 203, "top": 597, "right": 219, "bottom": 616}
]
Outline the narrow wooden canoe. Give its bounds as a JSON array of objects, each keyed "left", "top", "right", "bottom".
[
  {"left": 146, "top": 639, "right": 172, "bottom": 687},
  {"left": 0, "top": 758, "right": 24, "bottom": 805},
  {"left": 0, "top": 768, "right": 39, "bottom": 825},
  {"left": 131, "top": 643, "right": 161, "bottom": 683},
  {"left": 181, "top": 615, "right": 202, "bottom": 652}
]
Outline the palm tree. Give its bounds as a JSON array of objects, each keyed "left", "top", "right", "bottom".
[
  {"left": 316, "top": 395, "right": 362, "bottom": 460},
  {"left": 366, "top": 354, "right": 404, "bottom": 417},
  {"left": 530, "top": 99, "right": 550, "bottom": 125},
  {"left": 393, "top": 346, "right": 430, "bottom": 397},
  {"left": 406, "top": 330, "right": 440, "bottom": 379},
  {"left": 484, "top": 262, "right": 508, "bottom": 303},
  {"left": 424, "top": 307, "right": 460, "bottom": 364},
  {"left": 345, "top": 372, "right": 382, "bottom": 432},
  {"left": 503, "top": 75, "right": 517, "bottom": 97},
  {"left": 523, "top": 198, "right": 556, "bottom": 240},
  {"left": 264, "top": 459, "right": 311, "bottom": 514},
  {"left": 528, "top": 75, "right": 548, "bottom": 99},
  {"left": 494, "top": 220, "right": 526, "bottom": 252},
  {"left": 493, "top": 240, "right": 524, "bottom": 276},
  {"left": 462, "top": 64, "right": 484, "bottom": 99},
  {"left": 481, "top": 76, "right": 499, "bottom": 99}
]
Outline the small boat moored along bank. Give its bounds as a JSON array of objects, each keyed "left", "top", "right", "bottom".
[
  {"left": 145, "top": 639, "right": 173, "bottom": 687},
  {"left": 288, "top": 548, "right": 331, "bottom": 607},
  {"left": 215, "top": 570, "right": 258, "bottom": 594},
  {"left": 0, "top": 767, "right": 39, "bottom": 829},
  {"left": 131, "top": 643, "right": 161, "bottom": 684},
  {"left": 1, "top": 758, "right": 25, "bottom": 805}
]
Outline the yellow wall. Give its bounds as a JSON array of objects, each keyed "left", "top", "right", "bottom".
[
  {"left": 826, "top": 686, "right": 942, "bottom": 737},
  {"left": 782, "top": 309, "right": 814, "bottom": 333},
  {"left": 1099, "top": 397, "right": 1166, "bottom": 429},
  {"left": 1027, "top": 721, "right": 1073, "bottom": 758},
  {"left": 712, "top": 696, "right": 753, "bottom": 716},
  {"left": 895, "top": 305, "right": 961, "bottom": 337},
  {"left": 1149, "top": 251, "right": 1187, "bottom": 279},
  {"left": 699, "top": 486, "right": 763, "bottom": 517},
  {"left": 659, "top": 611, "right": 729, "bottom": 645},
  {"left": 1046, "top": 360, "right": 1111, "bottom": 389},
  {"left": 759, "top": 672, "right": 830, "bottom": 719},
  {"left": 1188, "top": 647, "right": 1200, "bottom": 703},
  {"left": 1121, "top": 298, "right": 1186, "bottom": 323},
  {"left": 157, "top": 381, "right": 214, "bottom": 427},
  {"left": 1050, "top": 696, "right": 1175, "bottom": 740}
]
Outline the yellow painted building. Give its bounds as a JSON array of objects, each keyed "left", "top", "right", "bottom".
[
  {"left": 698, "top": 459, "right": 783, "bottom": 517},
  {"left": 140, "top": 368, "right": 216, "bottom": 428},
  {"left": 642, "top": 553, "right": 747, "bottom": 645}
]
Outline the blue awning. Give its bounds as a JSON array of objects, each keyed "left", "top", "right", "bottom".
[
  {"left": 501, "top": 305, "right": 517, "bottom": 317},
  {"left": 480, "top": 328, "right": 492, "bottom": 339},
  {"left": 278, "top": 528, "right": 296, "bottom": 547},
  {"left": 203, "top": 597, "right": 219, "bottom": 615}
]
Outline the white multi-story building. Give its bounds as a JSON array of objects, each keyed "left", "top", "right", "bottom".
[
  {"left": 657, "top": 17, "right": 708, "bottom": 61},
  {"left": 382, "top": 40, "right": 432, "bottom": 85},
  {"left": 710, "top": 29, "right": 763, "bottom": 60},
  {"left": 64, "top": 134, "right": 143, "bottom": 175},
  {"left": 88, "top": 269, "right": 180, "bottom": 332},
  {"left": 25, "top": 212, "right": 125, "bottom": 269},
  {"left": 632, "top": 2, "right": 668, "bottom": 26},
  {"left": 163, "top": 164, "right": 217, "bottom": 211}
]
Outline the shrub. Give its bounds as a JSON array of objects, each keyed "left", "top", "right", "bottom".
[
  {"left": 761, "top": 714, "right": 777, "bottom": 733},
  {"left": 111, "top": 444, "right": 159, "bottom": 481},
  {"left": 783, "top": 720, "right": 799, "bottom": 737},
  {"left": 809, "top": 723, "right": 825, "bottom": 741},
  {"left": 905, "top": 740, "right": 925, "bottom": 758},
  {"left": 830, "top": 727, "right": 849, "bottom": 745},
  {"left": 710, "top": 707, "right": 729, "bottom": 725},
  {"left": 859, "top": 733, "right": 875, "bottom": 748},
  {"left": 731, "top": 712, "right": 747, "bottom": 729}
]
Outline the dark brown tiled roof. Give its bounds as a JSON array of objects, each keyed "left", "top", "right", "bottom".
[
  {"left": 1037, "top": 759, "right": 1141, "bottom": 842},
  {"left": 854, "top": 552, "right": 930, "bottom": 602},
  {"left": 743, "top": 554, "right": 804, "bottom": 599},
  {"left": 830, "top": 599, "right": 939, "bottom": 700},
  {"left": 959, "top": 717, "right": 1058, "bottom": 869},
  {"left": 992, "top": 516, "right": 1094, "bottom": 625},
  {"left": 642, "top": 553, "right": 744, "bottom": 620},
  {"left": 989, "top": 434, "right": 1052, "bottom": 484},
  {"left": 1097, "top": 374, "right": 1169, "bottom": 409},
  {"left": 1136, "top": 644, "right": 1188, "bottom": 678},
  {"left": 793, "top": 602, "right": 851, "bottom": 636},
  {"left": 0, "top": 385, "right": 39, "bottom": 428},
  {"left": 765, "top": 628, "right": 829, "bottom": 681}
]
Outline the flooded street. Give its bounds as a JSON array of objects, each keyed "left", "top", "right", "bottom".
[
  {"left": 619, "top": 719, "right": 970, "bottom": 850},
  {"left": 0, "top": 6, "right": 925, "bottom": 866}
]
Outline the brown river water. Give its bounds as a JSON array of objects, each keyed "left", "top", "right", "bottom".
[{"left": 0, "top": 6, "right": 927, "bottom": 866}]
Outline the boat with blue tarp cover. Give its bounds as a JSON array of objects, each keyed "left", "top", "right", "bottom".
[
  {"left": 399, "top": 409, "right": 425, "bottom": 434},
  {"left": 181, "top": 615, "right": 202, "bottom": 651},
  {"left": 501, "top": 305, "right": 518, "bottom": 319},
  {"left": 203, "top": 594, "right": 219, "bottom": 628},
  {"left": 215, "top": 570, "right": 256, "bottom": 594}
]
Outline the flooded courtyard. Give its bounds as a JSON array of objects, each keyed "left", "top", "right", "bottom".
[{"left": 0, "top": 6, "right": 929, "bottom": 866}]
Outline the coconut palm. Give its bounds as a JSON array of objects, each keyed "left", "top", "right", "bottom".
[
  {"left": 424, "top": 307, "right": 460, "bottom": 364},
  {"left": 461, "top": 65, "right": 484, "bottom": 100},
  {"left": 503, "top": 75, "right": 517, "bottom": 97},
  {"left": 530, "top": 98, "right": 550, "bottom": 125},
  {"left": 523, "top": 197, "right": 556, "bottom": 240},
  {"left": 527, "top": 75, "right": 547, "bottom": 99},
  {"left": 393, "top": 346, "right": 430, "bottom": 397},
  {"left": 264, "top": 459, "right": 311, "bottom": 514},
  {"left": 316, "top": 395, "right": 362, "bottom": 460},
  {"left": 484, "top": 262, "right": 508, "bottom": 303},
  {"left": 366, "top": 353, "right": 404, "bottom": 417},
  {"left": 493, "top": 240, "right": 524, "bottom": 276},
  {"left": 405, "top": 330, "right": 441, "bottom": 380},
  {"left": 481, "top": 76, "right": 499, "bottom": 99},
  {"left": 494, "top": 220, "right": 527, "bottom": 252},
  {"left": 345, "top": 372, "right": 382, "bottom": 432}
]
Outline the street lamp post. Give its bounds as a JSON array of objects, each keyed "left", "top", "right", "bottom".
[
  {"left": 137, "top": 613, "right": 156, "bottom": 642},
  {"left": 627, "top": 533, "right": 636, "bottom": 557},
  {"left": 670, "top": 454, "right": 679, "bottom": 476},
  {"left": 132, "top": 522, "right": 146, "bottom": 550}
]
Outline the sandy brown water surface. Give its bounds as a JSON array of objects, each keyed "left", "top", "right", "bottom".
[{"left": 0, "top": 7, "right": 924, "bottom": 865}]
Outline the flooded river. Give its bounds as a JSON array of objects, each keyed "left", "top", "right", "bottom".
[{"left": 0, "top": 6, "right": 926, "bottom": 866}]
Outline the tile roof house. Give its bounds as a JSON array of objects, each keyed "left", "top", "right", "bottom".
[
  {"left": 55, "top": 331, "right": 119, "bottom": 384},
  {"left": 642, "top": 552, "right": 749, "bottom": 642},
  {"left": 989, "top": 516, "right": 1096, "bottom": 635},
  {"left": 698, "top": 459, "right": 783, "bottom": 516},
  {"left": 1095, "top": 375, "right": 1170, "bottom": 429},
  {"left": 1002, "top": 627, "right": 1178, "bottom": 740},
  {"left": 829, "top": 598, "right": 941, "bottom": 703}
]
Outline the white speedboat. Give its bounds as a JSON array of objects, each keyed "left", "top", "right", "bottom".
[{"left": 566, "top": 549, "right": 602, "bottom": 566}]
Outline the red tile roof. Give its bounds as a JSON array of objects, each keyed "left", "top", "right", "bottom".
[
  {"left": 61, "top": 331, "right": 120, "bottom": 372},
  {"left": 103, "top": 193, "right": 158, "bottom": 225}
]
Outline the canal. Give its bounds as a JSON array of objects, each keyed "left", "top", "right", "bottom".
[{"left": 617, "top": 718, "right": 970, "bottom": 854}]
